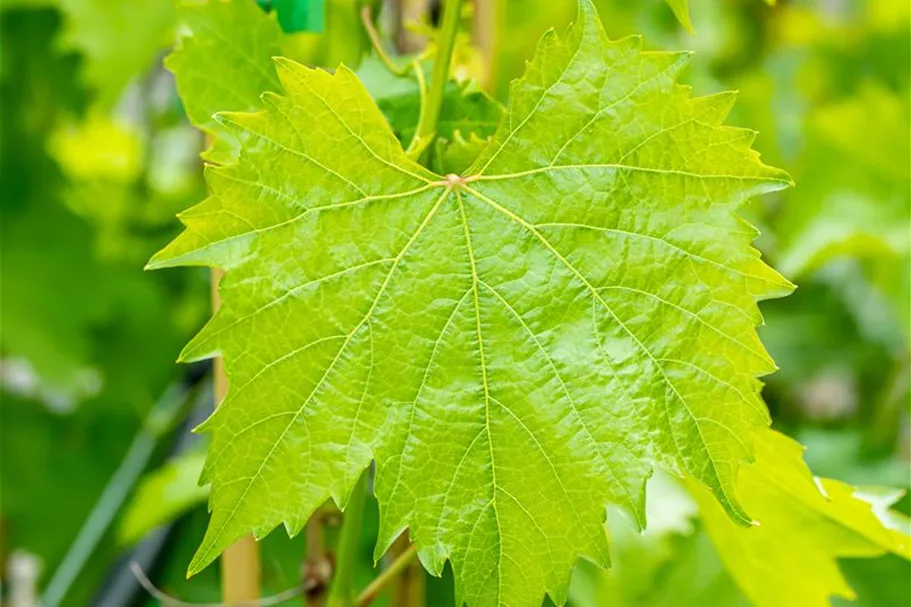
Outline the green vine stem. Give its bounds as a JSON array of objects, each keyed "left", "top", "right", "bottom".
[
  {"left": 356, "top": 545, "right": 417, "bottom": 607},
  {"left": 326, "top": 470, "right": 370, "bottom": 607},
  {"left": 409, "top": 0, "right": 463, "bottom": 161},
  {"left": 361, "top": 5, "right": 408, "bottom": 76}
]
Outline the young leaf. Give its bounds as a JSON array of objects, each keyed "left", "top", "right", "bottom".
[
  {"left": 357, "top": 58, "right": 503, "bottom": 146},
  {"left": 688, "top": 429, "right": 911, "bottom": 607},
  {"left": 151, "top": 1, "right": 792, "bottom": 604},
  {"left": 356, "top": 56, "right": 503, "bottom": 172},
  {"left": 166, "top": 0, "right": 283, "bottom": 164},
  {"left": 432, "top": 131, "right": 492, "bottom": 175}
]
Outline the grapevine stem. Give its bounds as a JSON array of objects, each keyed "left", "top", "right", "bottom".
[
  {"left": 361, "top": 5, "right": 408, "bottom": 76},
  {"left": 326, "top": 470, "right": 370, "bottom": 607},
  {"left": 411, "top": 0, "right": 463, "bottom": 159},
  {"left": 355, "top": 545, "right": 418, "bottom": 607},
  {"left": 406, "top": 59, "right": 430, "bottom": 159}
]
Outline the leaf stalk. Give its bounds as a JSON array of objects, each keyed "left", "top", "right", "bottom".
[
  {"left": 361, "top": 5, "right": 409, "bottom": 76},
  {"left": 355, "top": 544, "right": 418, "bottom": 607}
]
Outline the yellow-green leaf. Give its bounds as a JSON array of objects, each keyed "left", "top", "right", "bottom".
[
  {"left": 689, "top": 429, "right": 911, "bottom": 607},
  {"left": 665, "top": 0, "right": 694, "bottom": 34},
  {"left": 166, "top": 0, "right": 283, "bottom": 164},
  {"left": 118, "top": 450, "right": 209, "bottom": 546},
  {"left": 151, "top": 2, "right": 793, "bottom": 605}
]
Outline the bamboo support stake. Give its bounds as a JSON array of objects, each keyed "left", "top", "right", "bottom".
[
  {"left": 394, "top": 0, "right": 431, "bottom": 53},
  {"left": 211, "top": 269, "right": 262, "bottom": 602},
  {"left": 303, "top": 507, "right": 333, "bottom": 606}
]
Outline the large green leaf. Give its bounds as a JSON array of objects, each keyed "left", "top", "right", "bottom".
[
  {"left": 166, "top": 0, "right": 283, "bottom": 164},
  {"left": 571, "top": 436, "right": 911, "bottom": 607},
  {"left": 151, "top": 1, "right": 793, "bottom": 604},
  {"left": 689, "top": 429, "right": 911, "bottom": 607}
]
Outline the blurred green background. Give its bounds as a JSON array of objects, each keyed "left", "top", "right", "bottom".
[{"left": 0, "top": 0, "right": 908, "bottom": 606}]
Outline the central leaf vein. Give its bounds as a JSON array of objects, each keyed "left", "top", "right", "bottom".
[
  {"left": 480, "top": 279, "right": 639, "bottom": 520},
  {"left": 457, "top": 189, "right": 503, "bottom": 605}
]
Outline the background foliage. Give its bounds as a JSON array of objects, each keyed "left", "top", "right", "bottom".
[{"left": 0, "top": 0, "right": 908, "bottom": 606}]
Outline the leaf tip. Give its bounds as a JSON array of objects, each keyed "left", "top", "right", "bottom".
[
  {"left": 175, "top": 345, "right": 196, "bottom": 364},
  {"left": 186, "top": 549, "right": 212, "bottom": 579},
  {"left": 576, "top": 0, "right": 598, "bottom": 17},
  {"left": 270, "top": 54, "right": 293, "bottom": 67},
  {"left": 145, "top": 252, "right": 170, "bottom": 271}
]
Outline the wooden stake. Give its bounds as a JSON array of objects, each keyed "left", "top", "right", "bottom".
[
  {"left": 211, "top": 269, "right": 262, "bottom": 602},
  {"left": 394, "top": 0, "right": 430, "bottom": 53},
  {"left": 472, "top": 0, "right": 502, "bottom": 90}
]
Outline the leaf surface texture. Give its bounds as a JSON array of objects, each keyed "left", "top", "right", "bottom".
[{"left": 152, "top": 2, "right": 794, "bottom": 604}]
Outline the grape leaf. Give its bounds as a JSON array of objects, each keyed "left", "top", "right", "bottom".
[
  {"left": 688, "top": 429, "right": 911, "bottom": 607},
  {"left": 166, "top": 0, "right": 283, "bottom": 164},
  {"left": 118, "top": 450, "right": 209, "bottom": 546},
  {"left": 664, "top": 0, "right": 694, "bottom": 34},
  {"left": 57, "top": 0, "right": 175, "bottom": 106},
  {"left": 151, "top": 1, "right": 793, "bottom": 604},
  {"left": 776, "top": 84, "right": 909, "bottom": 281}
]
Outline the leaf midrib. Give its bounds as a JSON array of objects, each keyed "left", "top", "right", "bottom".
[{"left": 456, "top": 189, "right": 505, "bottom": 604}]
